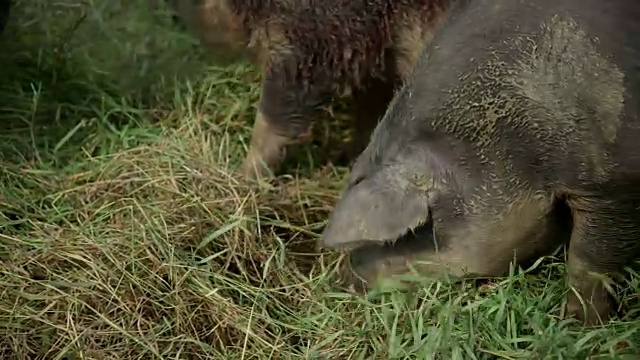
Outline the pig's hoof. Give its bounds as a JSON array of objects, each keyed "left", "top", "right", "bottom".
[
  {"left": 240, "top": 157, "right": 275, "bottom": 182},
  {"left": 564, "top": 291, "right": 612, "bottom": 326},
  {"left": 240, "top": 165, "right": 262, "bottom": 182}
]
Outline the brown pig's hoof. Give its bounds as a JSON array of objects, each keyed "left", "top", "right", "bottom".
[
  {"left": 240, "top": 153, "right": 276, "bottom": 182},
  {"left": 240, "top": 163, "right": 267, "bottom": 182}
]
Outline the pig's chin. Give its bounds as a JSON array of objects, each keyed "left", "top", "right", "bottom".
[{"left": 346, "top": 220, "right": 439, "bottom": 281}]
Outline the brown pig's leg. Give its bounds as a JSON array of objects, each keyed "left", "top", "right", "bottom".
[
  {"left": 241, "top": 110, "right": 293, "bottom": 180},
  {"left": 241, "top": 74, "right": 317, "bottom": 180}
]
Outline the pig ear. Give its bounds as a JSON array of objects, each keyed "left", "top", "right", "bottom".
[{"left": 320, "top": 167, "right": 432, "bottom": 250}]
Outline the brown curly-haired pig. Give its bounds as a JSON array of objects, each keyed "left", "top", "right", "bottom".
[{"left": 154, "top": 0, "right": 451, "bottom": 180}]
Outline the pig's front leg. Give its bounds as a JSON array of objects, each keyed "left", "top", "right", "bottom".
[{"left": 241, "top": 70, "right": 324, "bottom": 180}]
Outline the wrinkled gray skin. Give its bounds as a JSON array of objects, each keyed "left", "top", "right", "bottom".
[{"left": 321, "top": 0, "right": 640, "bottom": 327}]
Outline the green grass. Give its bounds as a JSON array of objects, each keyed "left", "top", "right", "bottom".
[{"left": 0, "top": 0, "right": 639, "bottom": 358}]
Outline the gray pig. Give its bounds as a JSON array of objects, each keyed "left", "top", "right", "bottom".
[{"left": 320, "top": 0, "right": 640, "bottom": 327}]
